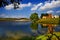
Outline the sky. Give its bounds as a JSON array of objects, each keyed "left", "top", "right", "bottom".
[{"left": 0, "top": 0, "right": 60, "bottom": 18}]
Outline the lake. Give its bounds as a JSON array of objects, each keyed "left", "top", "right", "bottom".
[{"left": 0, "top": 21, "right": 60, "bottom": 40}]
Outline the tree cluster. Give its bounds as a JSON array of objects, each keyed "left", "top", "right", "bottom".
[
  {"left": 0, "top": 0, "right": 22, "bottom": 9},
  {"left": 30, "top": 13, "right": 39, "bottom": 22},
  {"left": 40, "top": 13, "right": 48, "bottom": 18}
]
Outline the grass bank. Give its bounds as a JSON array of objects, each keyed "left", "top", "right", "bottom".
[
  {"left": 36, "top": 32, "right": 60, "bottom": 40},
  {"left": 37, "top": 18, "right": 60, "bottom": 24},
  {"left": 0, "top": 18, "right": 30, "bottom": 21}
]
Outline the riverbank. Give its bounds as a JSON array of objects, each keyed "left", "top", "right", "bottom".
[
  {"left": 0, "top": 18, "right": 30, "bottom": 22},
  {"left": 36, "top": 32, "right": 60, "bottom": 40},
  {"left": 37, "top": 18, "right": 60, "bottom": 24}
]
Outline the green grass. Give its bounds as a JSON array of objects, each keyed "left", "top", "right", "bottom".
[
  {"left": 36, "top": 32, "right": 60, "bottom": 40},
  {"left": 38, "top": 18, "right": 60, "bottom": 24}
]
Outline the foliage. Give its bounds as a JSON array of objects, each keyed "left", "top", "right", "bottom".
[
  {"left": 0, "top": 0, "right": 8, "bottom": 7},
  {"left": 30, "top": 13, "right": 39, "bottom": 22},
  {"left": 0, "top": 0, "right": 22, "bottom": 9},
  {"left": 36, "top": 32, "right": 60, "bottom": 40},
  {"left": 40, "top": 13, "right": 48, "bottom": 18},
  {"left": 38, "top": 18, "right": 60, "bottom": 24}
]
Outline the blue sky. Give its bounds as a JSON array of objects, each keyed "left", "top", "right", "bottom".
[{"left": 0, "top": 0, "right": 60, "bottom": 18}]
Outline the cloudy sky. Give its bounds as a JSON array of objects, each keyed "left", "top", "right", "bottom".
[{"left": 0, "top": 0, "right": 60, "bottom": 18}]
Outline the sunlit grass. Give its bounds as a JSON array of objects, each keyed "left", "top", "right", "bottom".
[
  {"left": 38, "top": 18, "right": 60, "bottom": 24},
  {"left": 36, "top": 32, "right": 60, "bottom": 40}
]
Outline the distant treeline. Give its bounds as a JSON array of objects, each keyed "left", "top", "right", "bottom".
[{"left": 0, "top": 18, "right": 30, "bottom": 21}]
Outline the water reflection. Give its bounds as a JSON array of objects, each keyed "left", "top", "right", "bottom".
[
  {"left": 41, "top": 24, "right": 59, "bottom": 33},
  {"left": 30, "top": 22, "right": 38, "bottom": 30},
  {"left": 30, "top": 22, "right": 38, "bottom": 36},
  {"left": 36, "top": 23, "right": 60, "bottom": 40},
  {"left": 41, "top": 24, "right": 54, "bottom": 33},
  {"left": 0, "top": 21, "right": 60, "bottom": 40}
]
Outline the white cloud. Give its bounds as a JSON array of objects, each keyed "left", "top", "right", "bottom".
[
  {"left": 31, "top": 3, "right": 42, "bottom": 11},
  {"left": 39, "top": 0, "right": 60, "bottom": 10},
  {"left": 31, "top": 0, "right": 60, "bottom": 11},
  {"left": 56, "top": 11, "right": 60, "bottom": 13},
  {"left": 47, "top": 10, "right": 60, "bottom": 14},
  {"left": 0, "top": 14, "right": 9, "bottom": 18},
  {"left": 47, "top": 10, "right": 54, "bottom": 13},
  {"left": 9, "top": 15, "right": 27, "bottom": 18},
  {"left": 0, "top": 14, "right": 5, "bottom": 17},
  {"left": 5, "top": 2, "right": 32, "bottom": 10},
  {"left": 5, "top": 4, "right": 14, "bottom": 10},
  {"left": 0, "top": 14, "right": 27, "bottom": 18},
  {"left": 57, "top": 0, "right": 60, "bottom": 1},
  {"left": 20, "top": 2, "right": 31, "bottom": 7}
]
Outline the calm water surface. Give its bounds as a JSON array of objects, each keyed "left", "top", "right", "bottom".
[{"left": 0, "top": 21, "right": 60, "bottom": 37}]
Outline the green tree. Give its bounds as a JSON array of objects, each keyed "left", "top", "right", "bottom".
[
  {"left": 30, "top": 13, "right": 39, "bottom": 22},
  {"left": 40, "top": 13, "right": 48, "bottom": 18},
  {"left": 0, "top": 0, "right": 22, "bottom": 9}
]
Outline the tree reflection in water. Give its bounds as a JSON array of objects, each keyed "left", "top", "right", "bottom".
[
  {"left": 30, "top": 22, "right": 38, "bottom": 30},
  {"left": 30, "top": 22, "right": 38, "bottom": 37},
  {"left": 30, "top": 22, "right": 47, "bottom": 37},
  {"left": 41, "top": 24, "right": 60, "bottom": 40}
]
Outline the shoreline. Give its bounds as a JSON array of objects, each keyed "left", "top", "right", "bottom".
[
  {"left": 0, "top": 20, "right": 31, "bottom": 22},
  {"left": 37, "top": 18, "right": 60, "bottom": 24},
  {"left": 15, "top": 20, "right": 31, "bottom": 22}
]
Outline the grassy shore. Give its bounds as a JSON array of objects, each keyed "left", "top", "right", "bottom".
[
  {"left": 0, "top": 18, "right": 30, "bottom": 21},
  {"left": 36, "top": 32, "right": 60, "bottom": 40},
  {"left": 37, "top": 18, "right": 60, "bottom": 24}
]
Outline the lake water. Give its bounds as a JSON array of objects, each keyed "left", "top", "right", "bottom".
[{"left": 0, "top": 21, "right": 60, "bottom": 39}]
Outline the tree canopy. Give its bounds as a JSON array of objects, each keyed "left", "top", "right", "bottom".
[
  {"left": 30, "top": 13, "right": 39, "bottom": 22},
  {"left": 40, "top": 13, "right": 48, "bottom": 18},
  {"left": 0, "top": 0, "right": 22, "bottom": 9}
]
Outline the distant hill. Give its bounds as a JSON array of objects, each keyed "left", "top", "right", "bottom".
[{"left": 0, "top": 18, "right": 30, "bottom": 21}]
